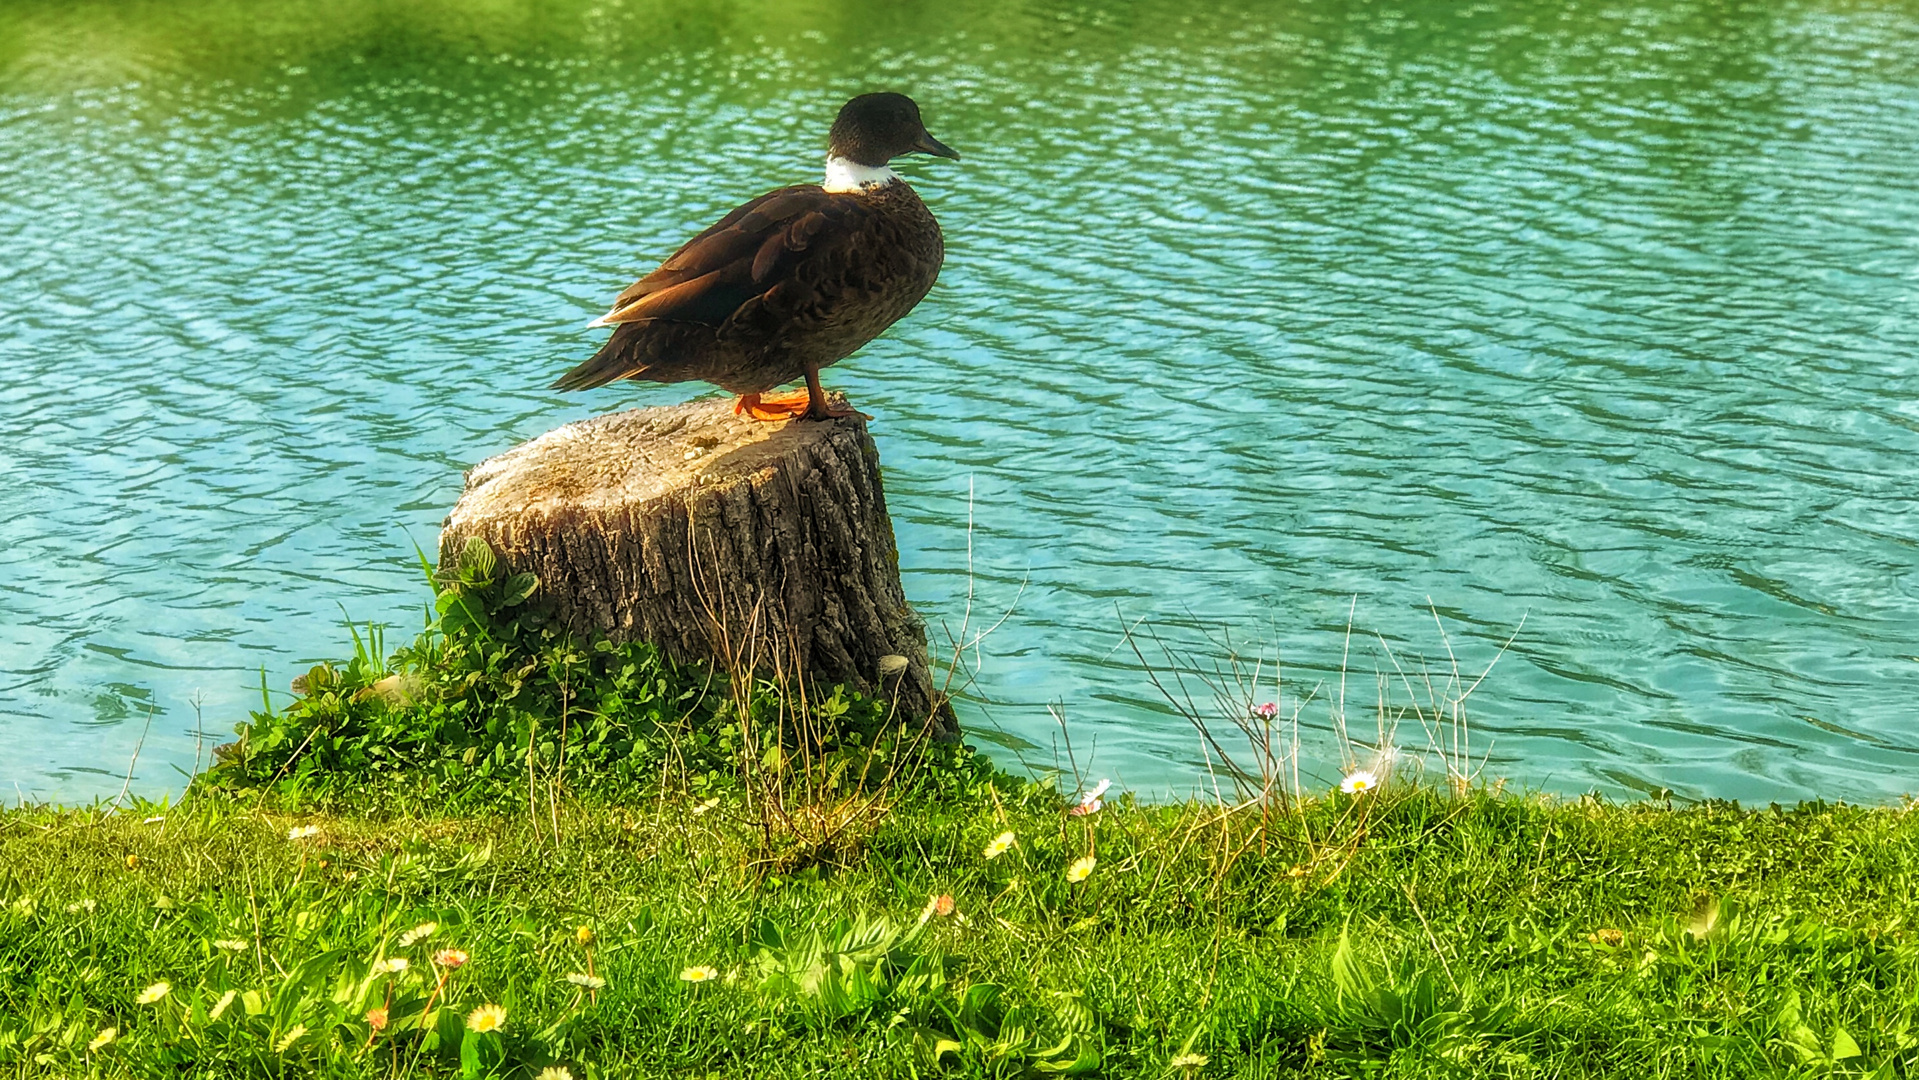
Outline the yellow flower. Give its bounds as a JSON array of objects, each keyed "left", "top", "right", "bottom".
[
  {"left": 275, "top": 1024, "right": 307, "bottom": 1052},
  {"left": 537, "top": 1068, "right": 575, "bottom": 1080},
  {"left": 1066, "top": 856, "right": 1097, "bottom": 883},
  {"left": 87, "top": 1027, "right": 117, "bottom": 1053},
  {"left": 466, "top": 1004, "right": 507, "bottom": 1033},
  {"left": 398, "top": 921, "right": 438, "bottom": 947},
  {"left": 679, "top": 965, "right": 719, "bottom": 983},
  {"left": 434, "top": 948, "right": 470, "bottom": 969},
  {"left": 983, "top": 831, "right": 1016, "bottom": 860},
  {"left": 576, "top": 925, "right": 594, "bottom": 946},
  {"left": 209, "top": 989, "right": 238, "bottom": 1020},
  {"left": 136, "top": 981, "right": 171, "bottom": 1005},
  {"left": 124, "top": 854, "right": 139, "bottom": 870}
]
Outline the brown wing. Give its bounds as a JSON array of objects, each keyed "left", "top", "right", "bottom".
[
  {"left": 588, "top": 185, "right": 854, "bottom": 330},
  {"left": 553, "top": 185, "right": 884, "bottom": 393}
]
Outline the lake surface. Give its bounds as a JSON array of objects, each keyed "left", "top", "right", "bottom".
[{"left": 4, "top": 0, "right": 1917, "bottom": 806}]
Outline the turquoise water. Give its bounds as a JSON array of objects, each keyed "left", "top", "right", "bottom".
[{"left": 4, "top": 0, "right": 1918, "bottom": 805}]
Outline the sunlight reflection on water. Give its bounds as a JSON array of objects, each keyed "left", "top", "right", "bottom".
[{"left": 3, "top": 0, "right": 1917, "bottom": 804}]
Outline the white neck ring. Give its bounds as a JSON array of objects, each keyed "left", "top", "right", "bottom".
[{"left": 823, "top": 155, "right": 899, "bottom": 193}]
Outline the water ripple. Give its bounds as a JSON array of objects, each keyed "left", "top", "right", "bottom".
[{"left": 2, "top": 0, "right": 1917, "bottom": 804}]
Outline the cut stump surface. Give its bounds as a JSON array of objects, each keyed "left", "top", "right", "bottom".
[{"left": 439, "top": 395, "right": 956, "bottom": 738}]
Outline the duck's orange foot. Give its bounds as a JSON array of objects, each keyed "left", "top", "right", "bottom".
[
  {"left": 734, "top": 390, "right": 811, "bottom": 422},
  {"left": 735, "top": 390, "right": 872, "bottom": 422}
]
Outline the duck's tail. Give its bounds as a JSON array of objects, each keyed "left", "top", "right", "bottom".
[{"left": 550, "top": 332, "right": 640, "bottom": 391}]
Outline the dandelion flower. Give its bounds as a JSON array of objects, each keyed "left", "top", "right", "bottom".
[
  {"left": 1171, "top": 1050, "right": 1209, "bottom": 1070},
  {"left": 679, "top": 965, "right": 719, "bottom": 983},
  {"left": 1066, "top": 856, "right": 1097, "bottom": 883},
  {"left": 209, "top": 989, "right": 237, "bottom": 1021},
  {"left": 1339, "top": 769, "right": 1379, "bottom": 795},
  {"left": 466, "top": 1004, "right": 507, "bottom": 1033},
  {"left": 136, "top": 981, "right": 171, "bottom": 1005},
  {"left": 934, "top": 894, "right": 956, "bottom": 917},
  {"left": 565, "top": 972, "right": 606, "bottom": 989},
  {"left": 433, "top": 948, "right": 470, "bottom": 969},
  {"left": 983, "top": 831, "right": 1016, "bottom": 860},
  {"left": 275, "top": 1024, "right": 307, "bottom": 1052},
  {"left": 398, "top": 921, "right": 438, "bottom": 947},
  {"left": 365, "top": 1006, "right": 389, "bottom": 1032},
  {"left": 1250, "top": 702, "right": 1278, "bottom": 720},
  {"left": 87, "top": 1027, "right": 117, "bottom": 1053},
  {"left": 286, "top": 825, "right": 321, "bottom": 841},
  {"left": 537, "top": 1069, "right": 574, "bottom": 1080},
  {"left": 374, "top": 956, "right": 409, "bottom": 975},
  {"left": 213, "top": 938, "right": 248, "bottom": 951},
  {"left": 125, "top": 854, "right": 139, "bottom": 870}
]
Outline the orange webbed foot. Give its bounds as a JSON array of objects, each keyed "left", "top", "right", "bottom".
[
  {"left": 734, "top": 390, "right": 812, "bottom": 422},
  {"left": 736, "top": 390, "right": 872, "bottom": 422}
]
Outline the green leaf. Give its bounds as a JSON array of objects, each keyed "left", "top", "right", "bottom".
[
  {"left": 502, "top": 572, "right": 539, "bottom": 606},
  {"left": 1049, "top": 990, "right": 1098, "bottom": 1035},
  {"left": 459, "top": 1028, "right": 482, "bottom": 1077},
  {"left": 1331, "top": 926, "right": 1367, "bottom": 1003},
  {"left": 1831, "top": 1026, "right": 1862, "bottom": 1061},
  {"left": 458, "top": 537, "right": 497, "bottom": 583}
]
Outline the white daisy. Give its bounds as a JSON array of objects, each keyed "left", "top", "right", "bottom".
[{"left": 1340, "top": 769, "right": 1379, "bottom": 795}]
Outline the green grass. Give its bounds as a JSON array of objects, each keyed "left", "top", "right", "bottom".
[
  {"left": 11, "top": 539, "right": 1918, "bottom": 1077},
  {"left": 5, "top": 785, "right": 1919, "bottom": 1078}
]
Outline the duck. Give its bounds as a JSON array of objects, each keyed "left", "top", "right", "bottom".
[{"left": 551, "top": 92, "right": 959, "bottom": 421}]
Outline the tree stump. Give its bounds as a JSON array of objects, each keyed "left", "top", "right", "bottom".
[{"left": 438, "top": 395, "right": 956, "bottom": 739}]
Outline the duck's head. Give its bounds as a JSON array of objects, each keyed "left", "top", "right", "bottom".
[{"left": 824, "top": 93, "right": 958, "bottom": 191}]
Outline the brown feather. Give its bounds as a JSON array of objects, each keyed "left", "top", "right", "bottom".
[{"left": 558, "top": 180, "right": 943, "bottom": 396}]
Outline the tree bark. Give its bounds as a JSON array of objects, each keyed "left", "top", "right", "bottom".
[{"left": 438, "top": 395, "right": 956, "bottom": 739}]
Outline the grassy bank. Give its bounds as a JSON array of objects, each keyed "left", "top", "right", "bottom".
[
  {"left": 5, "top": 786, "right": 1919, "bottom": 1078},
  {"left": 8, "top": 542, "right": 1918, "bottom": 1077}
]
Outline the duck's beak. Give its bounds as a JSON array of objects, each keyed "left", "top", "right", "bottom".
[{"left": 912, "top": 129, "right": 960, "bottom": 160}]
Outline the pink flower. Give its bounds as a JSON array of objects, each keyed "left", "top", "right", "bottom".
[
  {"left": 1251, "top": 702, "right": 1279, "bottom": 720},
  {"left": 1068, "top": 779, "right": 1111, "bottom": 816}
]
